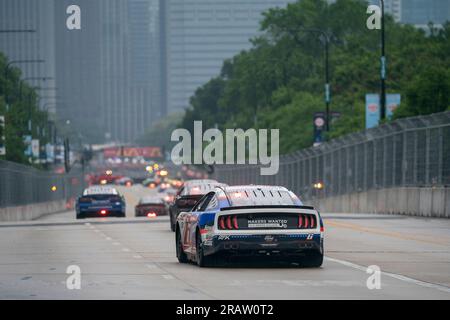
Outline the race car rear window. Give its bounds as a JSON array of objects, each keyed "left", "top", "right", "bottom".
[
  {"left": 227, "top": 189, "right": 297, "bottom": 206},
  {"left": 83, "top": 187, "right": 118, "bottom": 196}
]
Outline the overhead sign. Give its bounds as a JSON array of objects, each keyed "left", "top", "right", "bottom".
[
  {"left": 23, "top": 135, "right": 32, "bottom": 157},
  {"left": 386, "top": 94, "right": 401, "bottom": 119},
  {"left": 103, "top": 147, "right": 163, "bottom": 159},
  {"left": 313, "top": 112, "right": 326, "bottom": 146},
  {"left": 31, "top": 139, "right": 40, "bottom": 158},
  {"left": 366, "top": 94, "right": 380, "bottom": 129},
  {"left": 366, "top": 93, "right": 401, "bottom": 128}
]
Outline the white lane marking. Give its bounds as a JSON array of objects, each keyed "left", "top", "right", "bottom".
[
  {"left": 84, "top": 223, "right": 91, "bottom": 226},
  {"left": 94, "top": 229, "right": 100, "bottom": 233},
  {"left": 112, "top": 242, "right": 120, "bottom": 246},
  {"left": 325, "top": 256, "right": 450, "bottom": 294},
  {"left": 162, "top": 274, "right": 174, "bottom": 280},
  {"left": 122, "top": 248, "right": 130, "bottom": 252},
  {"left": 146, "top": 264, "right": 157, "bottom": 269},
  {"left": 133, "top": 255, "right": 143, "bottom": 259},
  {"left": 105, "top": 237, "right": 112, "bottom": 241}
]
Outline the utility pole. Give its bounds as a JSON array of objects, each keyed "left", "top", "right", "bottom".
[{"left": 380, "top": 0, "right": 386, "bottom": 121}]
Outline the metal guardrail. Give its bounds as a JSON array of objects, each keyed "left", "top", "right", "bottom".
[
  {"left": 0, "top": 161, "right": 85, "bottom": 208},
  {"left": 214, "top": 111, "right": 450, "bottom": 201}
]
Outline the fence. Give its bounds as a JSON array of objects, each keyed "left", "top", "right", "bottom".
[
  {"left": 214, "top": 111, "right": 450, "bottom": 201},
  {"left": 0, "top": 160, "right": 85, "bottom": 208}
]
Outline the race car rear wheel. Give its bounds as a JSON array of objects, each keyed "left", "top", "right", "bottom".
[
  {"left": 170, "top": 210, "right": 176, "bottom": 232},
  {"left": 176, "top": 227, "right": 188, "bottom": 263},
  {"left": 196, "top": 230, "right": 215, "bottom": 267},
  {"left": 301, "top": 243, "right": 324, "bottom": 268}
]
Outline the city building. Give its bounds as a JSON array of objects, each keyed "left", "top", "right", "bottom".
[
  {"left": 162, "top": 0, "right": 294, "bottom": 115},
  {"left": 54, "top": 0, "right": 162, "bottom": 143},
  {"left": 0, "top": 0, "right": 57, "bottom": 111}
]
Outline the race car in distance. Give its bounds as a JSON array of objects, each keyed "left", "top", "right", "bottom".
[
  {"left": 169, "top": 179, "right": 227, "bottom": 232},
  {"left": 135, "top": 196, "right": 168, "bottom": 217},
  {"left": 175, "top": 185, "right": 324, "bottom": 268},
  {"left": 76, "top": 186, "right": 126, "bottom": 219}
]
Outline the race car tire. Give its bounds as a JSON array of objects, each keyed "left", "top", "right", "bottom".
[
  {"left": 176, "top": 226, "right": 188, "bottom": 263},
  {"left": 302, "top": 251, "right": 323, "bottom": 268},
  {"left": 196, "top": 230, "right": 216, "bottom": 268},
  {"left": 170, "top": 211, "right": 176, "bottom": 232},
  {"left": 301, "top": 243, "right": 324, "bottom": 268}
]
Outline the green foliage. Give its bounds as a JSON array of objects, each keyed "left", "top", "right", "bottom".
[
  {"left": 136, "top": 111, "right": 185, "bottom": 151},
  {"left": 180, "top": 0, "right": 450, "bottom": 154},
  {"left": 0, "top": 52, "right": 51, "bottom": 164}
]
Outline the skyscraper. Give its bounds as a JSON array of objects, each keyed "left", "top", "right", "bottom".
[
  {"left": 401, "top": 0, "right": 450, "bottom": 28},
  {"left": 367, "top": 0, "right": 450, "bottom": 26},
  {"left": 162, "top": 0, "right": 294, "bottom": 115},
  {"left": 0, "top": 0, "right": 57, "bottom": 111},
  {"left": 54, "top": 0, "right": 163, "bottom": 143}
]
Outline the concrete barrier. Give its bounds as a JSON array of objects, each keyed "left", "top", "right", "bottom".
[
  {"left": 309, "top": 187, "right": 449, "bottom": 218},
  {"left": 0, "top": 200, "right": 67, "bottom": 222}
]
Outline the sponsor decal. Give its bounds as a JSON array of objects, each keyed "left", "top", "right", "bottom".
[{"left": 248, "top": 219, "right": 288, "bottom": 229}]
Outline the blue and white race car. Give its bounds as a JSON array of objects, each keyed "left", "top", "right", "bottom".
[
  {"left": 175, "top": 185, "right": 324, "bottom": 267},
  {"left": 76, "top": 186, "right": 126, "bottom": 219}
]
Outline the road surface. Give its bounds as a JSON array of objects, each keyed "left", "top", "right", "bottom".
[{"left": 0, "top": 185, "right": 449, "bottom": 299}]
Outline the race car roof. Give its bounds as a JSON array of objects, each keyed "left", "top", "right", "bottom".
[
  {"left": 183, "top": 179, "right": 218, "bottom": 186},
  {"left": 83, "top": 186, "right": 118, "bottom": 196},
  {"left": 183, "top": 180, "right": 227, "bottom": 195},
  {"left": 139, "top": 196, "right": 164, "bottom": 204}
]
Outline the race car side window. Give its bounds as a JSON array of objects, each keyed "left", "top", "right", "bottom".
[
  {"left": 194, "top": 192, "right": 215, "bottom": 212},
  {"left": 191, "top": 194, "right": 208, "bottom": 212},
  {"left": 205, "top": 194, "right": 219, "bottom": 211}
]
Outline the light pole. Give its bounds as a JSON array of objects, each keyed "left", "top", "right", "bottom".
[
  {"left": 0, "top": 29, "right": 35, "bottom": 33},
  {"left": 379, "top": 0, "right": 386, "bottom": 121},
  {"left": 291, "top": 28, "right": 331, "bottom": 131},
  {"left": 19, "top": 76, "right": 54, "bottom": 98},
  {"left": 4, "top": 59, "right": 45, "bottom": 104}
]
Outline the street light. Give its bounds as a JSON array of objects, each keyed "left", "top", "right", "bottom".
[
  {"left": 379, "top": 0, "right": 387, "bottom": 121},
  {"left": 19, "top": 77, "right": 54, "bottom": 97},
  {"left": 0, "top": 29, "right": 35, "bottom": 33},
  {"left": 290, "top": 27, "right": 332, "bottom": 131},
  {"left": 4, "top": 59, "right": 45, "bottom": 104}
]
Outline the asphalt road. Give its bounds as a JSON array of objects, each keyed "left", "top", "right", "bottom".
[{"left": 0, "top": 185, "right": 449, "bottom": 299}]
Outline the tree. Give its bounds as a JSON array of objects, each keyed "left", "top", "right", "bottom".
[{"left": 180, "top": 0, "right": 450, "bottom": 154}]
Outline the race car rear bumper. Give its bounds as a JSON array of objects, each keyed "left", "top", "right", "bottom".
[
  {"left": 76, "top": 209, "right": 126, "bottom": 218},
  {"left": 203, "top": 233, "right": 322, "bottom": 257}
]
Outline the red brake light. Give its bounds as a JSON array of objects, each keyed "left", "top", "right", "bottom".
[
  {"left": 219, "top": 216, "right": 225, "bottom": 230},
  {"left": 226, "top": 216, "right": 232, "bottom": 230},
  {"left": 310, "top": 216, "right": 315, "bottom": 228},
  {"left": 232, "top": 216, "right": 238, "bottom": 229},
  {"left": 298, "top": 215, "right": 303, "bottom": 228},
  {"left": 147, "top": 212, "right": 157, "bottom": 218},
  {"left": 100, "top": 209, "right": 107, "bottom": 215}
]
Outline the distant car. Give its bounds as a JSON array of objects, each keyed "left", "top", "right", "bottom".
[
  {"left": 175, "top": 185, "right": 324, "bottom": 268},
  {"left": 76, "top": 186, "right": 126, "bottom": 219},
  {"left": 161, "top": 187, "right": 178, "bottom": 204},
  {"left": 158, "top": 182, "right": 171, "bottom": 192},
  {"left": 169, "top": 179, "right": 227, "bottom": 232},
  {"left": 142, "top": 178, "right": 158, "bottom": 189},
  {"left": 116, "top": 177, "right": 133, "bottom": 186},
  {"left": 135, "top": 196, "right": 168, "bottom": 217}
]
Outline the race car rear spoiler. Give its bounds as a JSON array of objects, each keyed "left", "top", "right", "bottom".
[{"left": 220, "top": 205, "right": 315, "bottom": 211}]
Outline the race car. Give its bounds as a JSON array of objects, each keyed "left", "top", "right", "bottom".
[
  {"left": 76, "top": 186, "right": 126, "bottom": 219},
  {"left": 135, "top": 196, "right": 168, "bottom": 217},
  {"left": 169, "top": 179, "right": 227, "bottom": 232},
  {"left": 175, "top": 185, "right": 324, "bottom": 268}
]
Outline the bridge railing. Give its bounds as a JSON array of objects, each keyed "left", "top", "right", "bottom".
[
  {"left": 214, "top": 111, "right": 450, "bottom": 201},
  {"left": 0, "top": 161, "right": 85, "bottom": 208}
]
